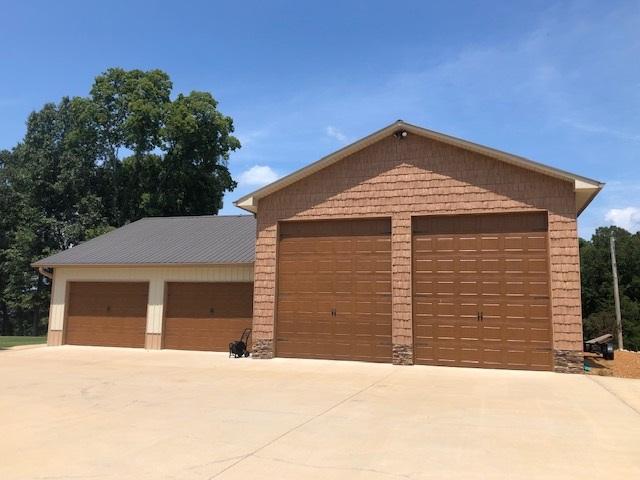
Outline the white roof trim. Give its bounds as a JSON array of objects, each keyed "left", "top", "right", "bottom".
[{"left": 234, "top": 120, "right": 603, "bottom": 215}]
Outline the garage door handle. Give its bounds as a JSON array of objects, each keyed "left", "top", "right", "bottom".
[{"left": 331, "top": 308, "right": 336, "bottom": 316}]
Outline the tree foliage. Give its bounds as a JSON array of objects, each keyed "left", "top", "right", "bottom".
[
  {"left": 580, "top": 226, "right": 640, "bottom": 351},
  {"left": 0, "top": 68, "right": 239, "bottom": 335}
]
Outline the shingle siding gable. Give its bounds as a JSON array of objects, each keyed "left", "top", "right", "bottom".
[{"left": 252, "top": 133, "right": 583, "bottom": 371}]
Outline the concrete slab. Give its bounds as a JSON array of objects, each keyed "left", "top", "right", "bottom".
[{"left": 1, "top": 346, "right": 639, "bottom": 479}]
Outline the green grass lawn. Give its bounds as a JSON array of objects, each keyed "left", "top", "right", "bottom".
[{"left": 0, "top": 336, "right": 46, "bottom": 349}]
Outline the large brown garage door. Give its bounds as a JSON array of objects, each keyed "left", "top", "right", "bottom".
[
  {"left": 276, "top": 219, "right": 392, "bottom": 362},
  {"left": 65, "top": 282, "right": 148, "bottom": 348},
  {"left": 163, "top": 282, "right": 253, "bottom": 351},
  {"left": 412, "top": 212, "right": 553, "bottom": 371}
]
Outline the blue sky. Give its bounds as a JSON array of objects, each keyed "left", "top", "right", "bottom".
[{"left": 1, "top": 1, "right": 638, "bottom": 237}]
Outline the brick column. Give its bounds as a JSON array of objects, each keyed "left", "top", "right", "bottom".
[
  {"left": 251, "top": 219, "right": 277, "bottom": 359},
  {"left": 549, "top": 211, "right": 584, "bottom": 373},
  {"left": 391, "top": 214, "right": 413, "bottom": 365}
]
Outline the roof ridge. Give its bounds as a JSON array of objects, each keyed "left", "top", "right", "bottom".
[{"left": 140, "top": 214, "right": 253, "bottom": 220}]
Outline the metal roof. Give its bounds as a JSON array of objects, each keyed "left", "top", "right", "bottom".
[
  {"left": 235, "top": 120, "right": 603, "bottom": 215},
  {"left": 33, "top": 215, "right": 256, "bottom": 267}
]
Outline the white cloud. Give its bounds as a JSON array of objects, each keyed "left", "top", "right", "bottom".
[
  {"left": 326, "top": 125, "right": 347, "bottom": 143},
  {"left": 238, "top": 165, "right": 279, "bottom": 187},
  {"left": 605, "top": 207, "right": 640, "bottom": 232}
]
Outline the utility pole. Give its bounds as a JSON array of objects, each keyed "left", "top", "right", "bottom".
[{"left": 610, "top": 234, "right": 624, "bottom": 350}]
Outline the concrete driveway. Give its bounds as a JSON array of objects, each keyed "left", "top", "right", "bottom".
[{"left": 1, "top": 347, "right": 639, "bottom": 479}]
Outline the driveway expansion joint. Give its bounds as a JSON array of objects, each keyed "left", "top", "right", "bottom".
[
  {"left": 207, "top": 369, "right": 397, "bottom": 479},
  {"left": 586, "top": 375, "right": 640, "bottom": 417}
]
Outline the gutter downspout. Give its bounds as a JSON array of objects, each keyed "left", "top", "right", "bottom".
[{"left": 38, "top": 267, "right": 53, "bottom": 280}]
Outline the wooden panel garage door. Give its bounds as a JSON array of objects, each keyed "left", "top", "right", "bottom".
[
  {"left": 412, "top": 212, "right": 553, "bottom": 371},
  {"left": 163, "top": 282, "right": 253, "bottom": 351},
  {"left": 277, "top": 219, "right": 392, "bottom": 362},
  {"left": 65, "top": 282, "right": 148, "bottom": 348}
]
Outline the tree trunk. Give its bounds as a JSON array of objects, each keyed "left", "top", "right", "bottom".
[
  {"left": 0, "top": 300, "right": 7, "bottom": 335},
  {"left": 32, "top": 274, "right": 42, "bottom": 336}
]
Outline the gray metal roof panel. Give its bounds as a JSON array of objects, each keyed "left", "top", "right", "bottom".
[{"left": 33, "top": 215, "right": 256, "bottom": 267}]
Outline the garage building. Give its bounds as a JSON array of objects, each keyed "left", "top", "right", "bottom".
[
  {"left": 34, "top": 216, "right": 255, "bottom": 351},
  {"left": 234, "top": 121, "right": 602, "bottom": 373},
  {"left": 36, "top": 121, "right": 602, "bottom": 373}
]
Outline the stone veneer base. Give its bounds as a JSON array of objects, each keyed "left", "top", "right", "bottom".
[
  {"left": 554, "top": 350, "right": 584, "bottom": 374},
  {"left": 252, "top": 339, "right": 274, "bottom": 359},
  {"left": 392, "top": 344, "right": 413, "bottom": 365}
]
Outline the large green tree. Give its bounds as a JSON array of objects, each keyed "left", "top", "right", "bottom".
[
  {"left": 2, "top": 97, "right": 111, "bottom": 335},
  {"left": 0, "top": 150, "right": 20, "bottom": 334},
  {"left": 117, "top": 90, "right": 239, "bottom": 220},
  {"left": 580, "top": 226, "right": 640, "bottom": 350},
  {"left": 0, "top": 68, "right": 240, "bottom": 335}
]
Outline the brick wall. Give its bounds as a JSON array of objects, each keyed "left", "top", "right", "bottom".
[{"left": 252, "top": 134, "right": 583, "bottom": 372}]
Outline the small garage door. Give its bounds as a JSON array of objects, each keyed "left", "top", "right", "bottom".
[
  {"left": 277, "top": 219, "right": 392, "bottom": 362},
  {"left": 163, "top": 282, "right": 253, "bottom": 351},
  {"left": 65, "top": 282, "right": 148, "bottom": 348},
  {"left": 412, "top": 212, "right": 553, "bottom": 371}
]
